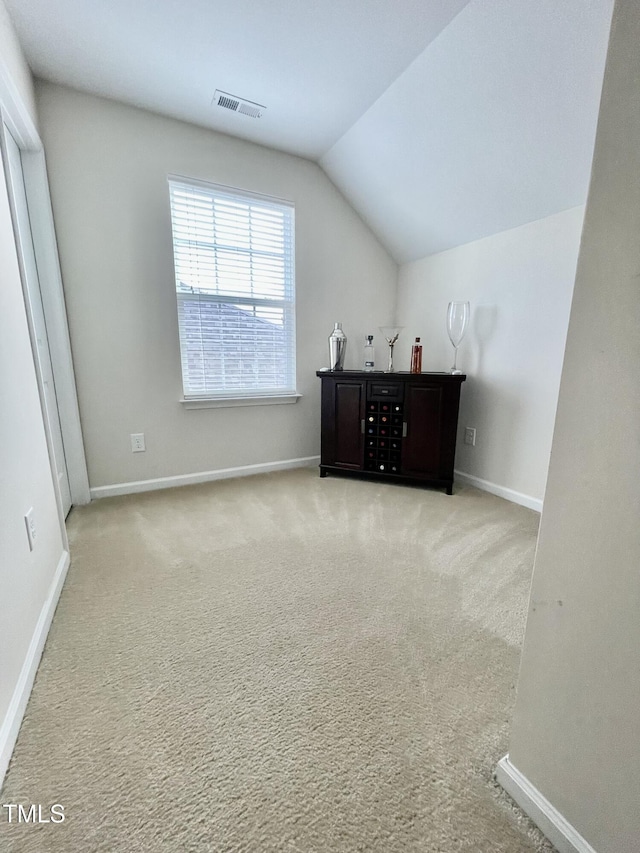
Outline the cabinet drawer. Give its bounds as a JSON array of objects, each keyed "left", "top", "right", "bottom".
[{"left": 368, "top": 381, "right": 404, "bottom": 402}]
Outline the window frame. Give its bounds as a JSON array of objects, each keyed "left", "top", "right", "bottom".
[{"left": 168, "top": 175, "right": 299, "bottom": 407}]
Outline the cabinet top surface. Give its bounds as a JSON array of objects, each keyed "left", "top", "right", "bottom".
[{"left": 316, "top": 370, "right": 466, "bottom": 382}]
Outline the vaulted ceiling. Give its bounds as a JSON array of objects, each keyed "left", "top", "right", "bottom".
[{"left": 5, "top": 0, "right": 613, "bottom": 262}]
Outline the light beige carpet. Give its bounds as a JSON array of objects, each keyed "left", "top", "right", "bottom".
[{"left": 0, "top": 468, "right": 555, "bottom": 852}]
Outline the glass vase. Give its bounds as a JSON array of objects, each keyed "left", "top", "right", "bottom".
[{"left": 446, "top": 302, "right": 469, "bottom": 375}]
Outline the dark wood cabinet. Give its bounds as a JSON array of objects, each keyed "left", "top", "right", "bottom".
[{"left": 317, "top": 371, "right": 465, "bottom": 494}]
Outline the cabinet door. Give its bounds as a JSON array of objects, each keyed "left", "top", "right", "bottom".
[
  {"left": 401, "top": 384, "right": 444, "bottom": 477},
  {"left": 321, "top": 379, "right": 365, "bottom": 469}
]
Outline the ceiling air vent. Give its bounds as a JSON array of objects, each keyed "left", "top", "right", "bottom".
[{"left": 212, "top": 90, "right": 265, "bottom": 119}]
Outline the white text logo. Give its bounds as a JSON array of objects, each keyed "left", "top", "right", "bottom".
[{"left": 2, "top": 804, "right": 65, "bottom": 823}]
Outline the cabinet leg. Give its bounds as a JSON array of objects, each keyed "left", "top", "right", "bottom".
[
  {"left": 446, "top": 483, "right": 453, "bottom": 495},
  {"left": 320, "top": 467, "right": 328, "bottom": 478}
]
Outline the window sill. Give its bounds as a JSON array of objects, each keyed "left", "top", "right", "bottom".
[{"left": 180, "top": 393, "right": 302, "bottom": 410}]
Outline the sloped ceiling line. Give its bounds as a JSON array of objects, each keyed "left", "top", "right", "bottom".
[{"left": 5, "top": 0, "right": 614, "bottom": 262}]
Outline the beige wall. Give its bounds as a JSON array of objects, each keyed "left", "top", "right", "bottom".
[
  {"left": 396, "top": 206, "right": 584, "bottom": 506},
  {"left": 35, "top": 82, "right": 397, "bottom": 490},
  {"left": 0, "top": 146, "right": 65, "bottom": 745},
  {"left": 0, "top": 0, "right": 66, "bottom": 779},
  {"left": 507, "top": 2, "right": 640, "bottom": 850}
]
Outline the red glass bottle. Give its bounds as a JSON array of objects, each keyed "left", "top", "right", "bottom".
[{"left": 410, "top": 337, "right": 422, "bottom": 373}]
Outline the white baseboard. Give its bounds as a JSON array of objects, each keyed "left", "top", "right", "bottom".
[
  {"left": 454, "top": 469, "right": 543, "bottom": 512},
  {"left": 0, "top": 549, "right": 70, "bottom": 790},
  {"left": 496, "top": 755, "right": 598, "bottom": 853},
  {"left": 90, "top": 455, "right": 321, "bottom": 500}
]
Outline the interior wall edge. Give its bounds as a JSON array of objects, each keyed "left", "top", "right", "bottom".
[
  {"left": 453, "top": 470, "right": 542, "bottom": 513},
  {"left": 0, "top": 548, "right": 70, "bottom": 792},
  {"left": 496, "top": 756, "right": 599, "bottom": 853},
  {"left": 89, "top": 455, "right": 321, "bottom": 500}
]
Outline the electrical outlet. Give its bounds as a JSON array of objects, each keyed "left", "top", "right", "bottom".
[
  {"left": 131, "top": 433, "right": 146, "bottom": 453},
  {"left": 24, "top": 508, "right": 36, "bottom": 551},
  {"left": 464, "top": 427, "right": 476, "bottom": 446}
]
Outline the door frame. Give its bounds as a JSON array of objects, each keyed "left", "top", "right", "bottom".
[
  {"left": 0, "top": 72, "right": 90, "bottom": 510},
  {"left": 2, "top": 123, "right": 73, "bottom": 516}
]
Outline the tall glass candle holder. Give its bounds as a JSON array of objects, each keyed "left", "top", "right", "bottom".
[{"left": 446, "top": 302, "right": 469, "bottom": 375}]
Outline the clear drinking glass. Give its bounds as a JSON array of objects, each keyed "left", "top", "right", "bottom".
[
  {"left": 379, "top": 326, "right": 403, "bottom": 372},
  {"left": 446, "top": 302, "right": 470, "bottom": 375}
]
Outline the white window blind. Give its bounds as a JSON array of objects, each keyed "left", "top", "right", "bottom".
[{"left": 168, "top": 176, "right": 296, "bottom": 399}]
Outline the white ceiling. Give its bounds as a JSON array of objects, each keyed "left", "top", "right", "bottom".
[
  {"left": 321, "top": 0, "right": 615, "bottom": 261},
  {"left": 4, "top": 0, "right": 470, "bottom": 159},
  {"left": 5, "top": 0, "right": 614, "bottom": 263}
]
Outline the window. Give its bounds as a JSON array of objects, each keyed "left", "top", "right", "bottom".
[{"left": 168, "top": 176, "right": 296, "bottom": 402}]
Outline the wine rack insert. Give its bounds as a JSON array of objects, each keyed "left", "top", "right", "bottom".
[{"left": 364, "top": 400, "right": 404, "bottom": 474}]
